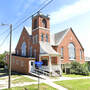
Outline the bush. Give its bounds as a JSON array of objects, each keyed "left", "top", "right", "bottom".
[
  {"left": 0, "top": 60, "right": 5, "bottom": 68},
  {"left": 70, "top": 61, "right": 89, "bottom": 76},
  {"left": 86, "top": 62, "right": 90, "bottom": 72},
  {"left": 0, "top": 53, "right": 6, "bottom": 68}
]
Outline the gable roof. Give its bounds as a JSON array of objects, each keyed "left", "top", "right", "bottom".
[
  {"left": 70, "top": 28, "right": 84, "bottom": 50},
  {"left": 51, "top": 28, "right": 84, "bottom": 50},
  {"left": 54, "top": 29, "right": 68, "bottom": 45},
  {"left": 15, "top": 26, "right": 32, "bottom": 49},
  {"left": 24, "top": 26, "right": 32, "bottom": 36},
  {"left": 40, "top": 41, "right": 59, "bottom": 56}
]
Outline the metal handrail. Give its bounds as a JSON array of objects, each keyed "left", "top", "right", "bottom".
[{"left": 34, "top": 68, "right": 49, "bottom": 76}]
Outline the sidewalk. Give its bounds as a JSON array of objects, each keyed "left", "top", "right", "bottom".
[
  {"left": 1, "top": 75, "right": 90, "bottom": 90},
  {"left": 24, "top": 75, "right": 68, "bottom": 90}
]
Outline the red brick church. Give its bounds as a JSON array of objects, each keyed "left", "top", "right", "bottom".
[{"left": 6, "top": 13, "right": 85, "bottom": 75}]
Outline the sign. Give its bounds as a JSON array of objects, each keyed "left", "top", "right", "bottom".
[{"left": 35, "top": 61, "right": 43, "bottom": 67}]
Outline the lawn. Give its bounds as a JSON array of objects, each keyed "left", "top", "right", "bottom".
[
  {"left": 12, "top": 76, "right": 35, "bottom": 84},
  {"left": 62, "top": 73, "right": 90, "bottom": 78},
  {"left": 3, "top": 83, "right": 56, "bottom": 90},
  {"left": 55, "top": 79, "right": 90, "bottom": 90},
  {"left": 49, "top": 73, "right": 90, "bottom": 79},
  {"left": 0, "top": 68, "right": 35, "bottom": 83},
  {"left": 0, "top": 68, "right": 8, "bottom": 76}
]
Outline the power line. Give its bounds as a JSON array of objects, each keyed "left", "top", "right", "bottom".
[
  {"left": 12, "top": 0, "right": 53, "bottom": 47},
  {"left": 0, "top": 27, "right": 10, "bottom": 38},
  {"left": 0, "top": 0, "right": 54, "bottom": 48},
  {"left": 0, "top": 32, "right": 10, "bottom": 47},
  {"left": 13, "top": 0, "right": 54, "bottom": 32},
  {"left": 13, "top": 0, "right": 49, "bottom": 26}
]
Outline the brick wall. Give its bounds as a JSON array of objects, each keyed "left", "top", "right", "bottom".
[
  {"left": 56, "top": 29, "right": 85, "bottom": 64},
  {"left": 6, "top": 55, "right": 35, "bottom": 74}
]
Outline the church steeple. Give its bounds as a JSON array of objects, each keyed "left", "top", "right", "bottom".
[
  {"left": 32, "top": 12, "right": 50, "bottom": 43},
  {"left": 32, "top": 12, "right": 50, "bottom": 30}
]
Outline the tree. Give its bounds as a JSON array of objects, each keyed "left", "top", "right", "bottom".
[{"left": 0, "top": 52, "right": 8, "bottom": 68}]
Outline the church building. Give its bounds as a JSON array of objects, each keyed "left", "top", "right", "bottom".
[{"left": 6, "top": 13, "right": 85, "bottom": 75}]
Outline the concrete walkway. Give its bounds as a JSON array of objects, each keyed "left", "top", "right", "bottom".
[
  {"left": 42, "top": 80, "right": 67, "bottom": 90},
  {"left": 0, "top": 75, "right": 90, "bottom": 90}
]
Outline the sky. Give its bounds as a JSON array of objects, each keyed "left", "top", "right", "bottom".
[{"left": 0, "top": 0, "right": 90, "bottom": 57}]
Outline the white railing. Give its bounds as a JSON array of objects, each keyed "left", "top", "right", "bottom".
[
  {"left": 41, "top": 66, "right": 49, "bottom": 72},
  {"left": 34, "top": 68, "right": 50, "bottom": 76},
  {"left": 52, "top": 65, "right": 60, "bottom": 71}
]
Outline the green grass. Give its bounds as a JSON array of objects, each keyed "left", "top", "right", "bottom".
[
  {"left": 55, "top": 79, "right": 90, "bottom": 90},
  {"left": 49, "top": 73, "right": 90, "bottom": 79},
  {"left": 49, "top": 76, "right": 59, "bottom": 79},
  {"left": 12, "top": 76, "right": 35, "bottom": 84},
  {"left": 0, "top": 77, "right": 7, "bottom": 80},
  {"left": 0, "top": 68, "right": 35, "bottom": 83},
  {"left": 0, "top": 68, "right": 8, "bottom": 76},
  {"left": 3, "top": 83, "right": 56, "bottom": 90},
  {"left": 62, "top": 73, "right": 90, "bottom": 78}
]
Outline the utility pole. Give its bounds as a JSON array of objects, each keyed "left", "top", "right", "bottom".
[
  {"left": 0, "top": 23, "right": 12, "bottom": 88},
  {"left": 8, "top": 24, "right": 12, "bottom": 88}
]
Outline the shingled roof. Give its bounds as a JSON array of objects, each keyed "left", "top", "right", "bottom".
[
  {"left": 54, "top": 29, "right": 68, "bottom": 45},
  {"left": 50, "top": 28, "right": 69, "bottom": 46},
  {"left": 24, "top": 26, "right": 32, "bottom": 36},
  {"left": 40, "top": 41, "right": 59, "bottom": 56}
]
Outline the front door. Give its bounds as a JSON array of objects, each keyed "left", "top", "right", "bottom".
[{"left": 29, "top": 60, "right": 35, "bottom": 72}]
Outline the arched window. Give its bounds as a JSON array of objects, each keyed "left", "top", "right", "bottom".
[
  {"left": 46, "top": 34, "right": 48, "bottom": 42},
  {"left": 34, "top": 49, "right": 36, "bottom": 57},
  {"left": 21, "top": 42, "right": 26, "bottom": 56},
  {"left": 41, "top": 33, "right": 44, "bottom": 41},
  {"left": 30, "top": 46, "right": 32, "bottom": 57},
  {"left": 61, "top": 47, "right": 64, "bottom": 59},
  {"left": 35, "top": 34, "right": 38, "bottom": 43},
  {"left": 42, "top": 19, "right": 47, "bottom": 28},
  {"left": 68, "top": 43, "right": 76, "bottom": 59},
  {"left": 80, "top": 50, "right": 82, "bottom": 60},
  {"left": 16, "top": 50, "right": 18, "bottom": 55},
  {"left": 34, "top": 19, "right": 38, "bottom": 29}
]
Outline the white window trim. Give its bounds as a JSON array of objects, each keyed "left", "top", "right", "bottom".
[
  {"left": 17, "top": 50, "right": 18, "bottom": 55},
  {"left": 30, "top": 46, "right": 32, "bottom": 57},
  {"left": 36, "top": 34, "right": 38, "bottom": 43},
  {"left": 41, "top": 33, "right": 44, "bottom": 41},
  {"left": 69, "top": 59, "right": 76, "bottom": 60},
  {"left": 46, "top": 34, "right": 48, "bottom": 42},
  {"left": 80, "top": 50, "right": 82, "bottom": 60},
  {"left": 68, "top": 43, "right": 76, "bottom": 60},
  {"left": 61, "top": 47, "right": 64, "bottom": 59},
  {"left": 34, "top": 49, "right": 36, "bottom": 57},
  {"left": 21, "top": 42, "right": 26, "bottom": 56}
]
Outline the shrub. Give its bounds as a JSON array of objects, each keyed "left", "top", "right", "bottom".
[
  {"left": 0, "top": 60, "right": 5, "bottom": 68},
  {"left": 86, "top": 62, "right": 90, "bottom": 72},
  {"left": 70, "top": 61, "right": 89, "bottom": 76},
  {"left": 0, "top": 53, "right": 6, "bottom": 68}
]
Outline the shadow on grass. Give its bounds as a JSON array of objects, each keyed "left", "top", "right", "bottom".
[
  {"left": 0, "top": 68, "right": 8, "bottom": 77},
  {"left": 0, "top": 68, "right": 24, "bottom": 78}
]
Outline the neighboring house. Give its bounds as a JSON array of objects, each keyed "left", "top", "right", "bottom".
[
  {"left": 6, "top": 13, "right": 85, "bottom": 75},
  {"left": 85, "top": 57, "right": 90, "bottom": 71},
  {"left": 85, "top": 57, "right": 90, "bottom": 62}
]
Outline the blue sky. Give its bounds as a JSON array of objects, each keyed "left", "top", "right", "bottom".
[{"left": 0, "top": 0, "right": 90, "bottom": 57}]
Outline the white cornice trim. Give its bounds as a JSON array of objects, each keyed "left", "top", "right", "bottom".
[{"left": 32, "top": 27, "right": 49, "bottom": 32}]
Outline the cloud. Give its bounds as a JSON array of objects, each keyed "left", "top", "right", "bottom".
[
  {"left": 39, "top": 0, "right": 47, "bottom": 4},
  {"left": 50, "top": 0, "right": 90, "bottom": 25},
  {"left": 16, "top": 0, "right": 34, "bottom": 17}
]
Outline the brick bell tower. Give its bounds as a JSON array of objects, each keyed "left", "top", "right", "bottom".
[
  {"left": 32, "top": 12, "right": 50, "bottom": 43},
  {"left": 31, "top": 12, "right": 50, "bottom": 60}
]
